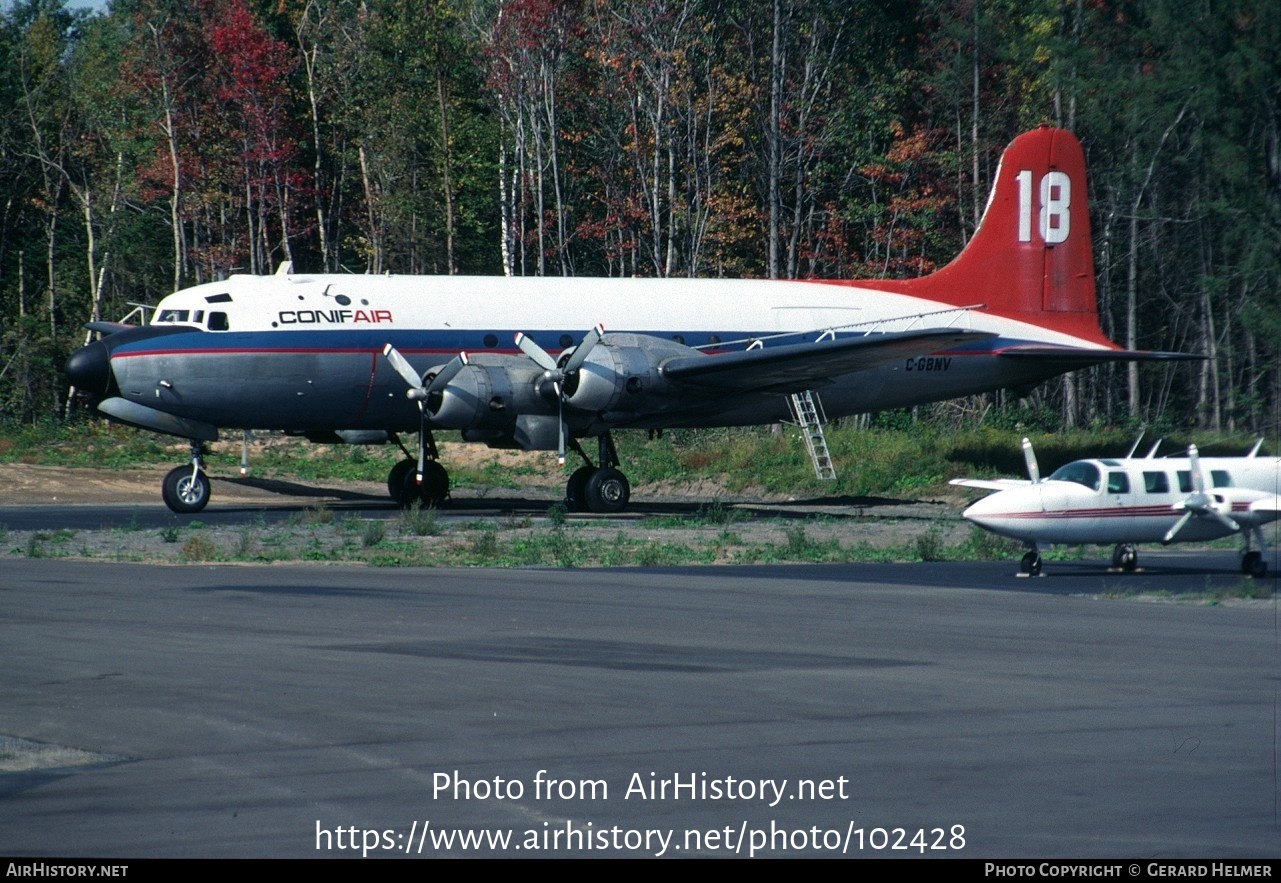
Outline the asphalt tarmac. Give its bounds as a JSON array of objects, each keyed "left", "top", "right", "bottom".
[{"left": 1, "top": 555, "right": 1277, "bottom": 858}]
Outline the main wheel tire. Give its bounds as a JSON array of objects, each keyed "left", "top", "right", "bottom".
[
  {"left": 163, "top": 465, "right": 211, "bottom": 514},
  {"left": 1020, "top": 551, "right": 1042, "bottom": 577},
  {"left": 1112, "top": 543, "right": 1138, "bottom": 571},
  {"left": 388, "top": 459, "right": 415, "bottom": 503},
  {"left": 1242, "top": 550, "right": 1267, "bottom": 578},
  {"left": 564, "top": 466, "right": 594, "bottom": 512},
  {"left": 420, "top": 461, "right": 449, "bottom": 506},
  {"left": 400, "top": 461, "right": 449, "bottom": 508},
  {"left": 585, "top": 467, "right": 630, "bottom": 514}
]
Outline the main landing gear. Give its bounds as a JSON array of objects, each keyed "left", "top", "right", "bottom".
[
  {"left": 387, "top": 431, "right": 449, "bottom": 508},
  {"left": 162, "top": 440, "right": 212, "bottom": 514},
  {"left": 565, "top": 433, "right": 631, "bottom": 514},
  {"left": 1019, "top": 549, "right": 1043, "bottom": 577},
  {"left": 1241, "top": 527, "right": 1268, "bottom": 578}
]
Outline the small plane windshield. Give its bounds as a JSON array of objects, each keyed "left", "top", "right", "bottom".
[
  {"left": 1048, "top": 460, "right": 1101, "bottom": 491},
  {"left": 156, "top": 309, "right": 190, "bottom": 323}
]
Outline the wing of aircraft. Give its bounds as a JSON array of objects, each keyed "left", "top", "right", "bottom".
[
  {"left": 661, "top": 328, "right": 992, "bottom": 392},
  {"left": 65, "top": 126, "right": 1200, "bottom": 515}
]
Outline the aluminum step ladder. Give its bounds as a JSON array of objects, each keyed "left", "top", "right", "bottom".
[{"left": 788, "top": 390, "right": 837, "bottom": 481}]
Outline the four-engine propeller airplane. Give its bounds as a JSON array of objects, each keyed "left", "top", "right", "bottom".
[
  {"left": 952, "top": 438, "right": 1281, "bottom": 577},
  {"left": 65, "top": 127, "right": 1194, "bottom": 515}
]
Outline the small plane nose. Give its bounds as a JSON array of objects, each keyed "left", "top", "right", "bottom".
[
  {"left": 65, "top": 339, "right": 115, "bottom": 397},
  {"left": 962, "top": 487, "right": 1038, "bottom": 535}
]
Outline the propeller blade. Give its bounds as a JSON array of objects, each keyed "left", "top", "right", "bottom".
[
  {"left": 1021, "top": 437, "right": 1040, "bottom": 484},
  {"left": 1188, "top": 444, "right": 1206, "bottom": 495},
  {"left": 1209, "top": 508, "right": 1240, "bottom": 534},
  {"left": 514, "top": 333, "right": 557, "bottom": 371},
  {"left": 557, "top": 396, "right": 566, "bottom": 466},
  {"left": 425, "top": 352, "right": 470, "bottom": 394},
  {"left": 382, "top": 343, "right": 426, "bottom": 391},
  {"left": 561, "top": 323, "right": 605, "bottom": 374},
  {"left": 416, "top": 412, "right": 426, "bottom": 487},
  {"left": 1163, "top": 511, "right": 1193, "bottom": 544}
]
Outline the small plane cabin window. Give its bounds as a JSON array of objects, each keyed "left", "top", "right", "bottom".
[
  {"left": 1177, "top": 471, "right": 1192, "bottom": 493},
  {"left": 1048, "top": 461, "right": 1101, "bottom": 491},
  {"left": 208, "top": 312, "right": 229, "bottom": 331},
  {"left": 1211, "top": 470, "right": 1232, "bottom": 488},
  {"left": 1107, "top": 472, "right": 1130, "bottom": 494},
  {"left": 1143, "top": 471, "right": 1170, "bottom": 494}
]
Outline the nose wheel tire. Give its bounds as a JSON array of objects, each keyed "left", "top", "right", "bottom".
[
  {"left": 1111, "top": 543, "right": 1138, "bottom": 571},
  {"left": 163, "top": 466, "right": 211, "bottom": 514}
]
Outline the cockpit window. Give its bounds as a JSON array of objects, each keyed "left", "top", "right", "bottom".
[
  {"left": 1211, "top": 470, "right": 1231, "bottom": 488},
  {"left": 208, "top": 312, "right": 229, "bottom": 331},
  {"left": 1048, "top": 460, "right": 1101, "bottom": 491},
  {"left": 157, "top": 309, "right": 190, "bottom": 323}
]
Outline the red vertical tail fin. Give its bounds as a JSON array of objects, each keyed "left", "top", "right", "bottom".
[{"left": 852, "top": 127, "right": 1113, "bottom": 347}]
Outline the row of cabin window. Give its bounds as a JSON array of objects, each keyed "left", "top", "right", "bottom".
[{"left": 1050, "top": 461, "right": 1231, "bottom": 494}]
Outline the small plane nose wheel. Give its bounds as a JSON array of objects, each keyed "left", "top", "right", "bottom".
[
  {"left": 1111, "top": 543, "right": 1138, "bottom": 572},
  {"left": 1019, "top": 551, "right": 1043, "bottom": 577}
]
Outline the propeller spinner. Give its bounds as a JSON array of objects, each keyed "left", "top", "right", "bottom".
[{"left": 1162, "top": 444, "right": 1239, "bottom": 543}]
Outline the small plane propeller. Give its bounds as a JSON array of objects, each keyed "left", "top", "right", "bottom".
[
  {"left": 513, "top": 324, "right": 605, "bottom": 465},
  {"left": 381, "top": 343, "right": 469, "bottom": 486},
  {"left": 1021, "top": 437, "right": 1041, "bottom": 484},
  {"left": 1162, "top": 444, "right": 1239, "bottom": 544}
]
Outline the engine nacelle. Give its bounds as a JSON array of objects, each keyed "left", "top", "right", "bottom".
[
  {"left": 427, "top": 358, "right": 550, "bottom": 430},
  {"left": 563, "top": 333, "right": 689, "bottom": 413}
]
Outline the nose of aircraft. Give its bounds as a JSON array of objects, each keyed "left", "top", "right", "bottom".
[
  {"left": 962, "top": 486, "right": 1040, "bottom": 534},
  {"left": 65, "top": 339, "right": 114, "bottom": 397}
]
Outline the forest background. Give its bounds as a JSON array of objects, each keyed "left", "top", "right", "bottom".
[{"left": 1, "top": 0, "right": 1278, "bottom": 437}]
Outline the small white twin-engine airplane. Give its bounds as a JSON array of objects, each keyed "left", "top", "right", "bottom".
[
  {"left": 65, "top": 126, "right": 1193, "bottom": 515},
  {"left": 952, "top": 438, "right": 1281, "bottom": 577}
]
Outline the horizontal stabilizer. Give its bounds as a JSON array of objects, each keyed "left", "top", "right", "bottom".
[
  {"left": 996, "top": 344, "right": 1204, "bottom": 369},
  {"left": 661, "top": 328, "right": 994, "bottom": 393}
]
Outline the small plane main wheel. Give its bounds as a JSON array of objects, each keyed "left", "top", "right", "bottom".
[
  {"left": 564, "top": 466, "right": 594, "bottom": 512},
  {"left": 1242, "top": 550, "right": 1267, "bottom": 578},
  {"left": 400, "top": 461, "right": 449, "bottom": 508},
  {"left": 1112, "top": 543, "right": 1138, "bottom": 572},
  {"left": 162, "top": 465, "right": 211, "bottom": 514},
  {"left": 1020, "top": 551, "right": 1042, "bottom": 577},
  {"left": 585, "top": 467, "right": 630, "bottom": 514},
  {"left": 387, "top": 459, "right": 415, "bottom": 503}
]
